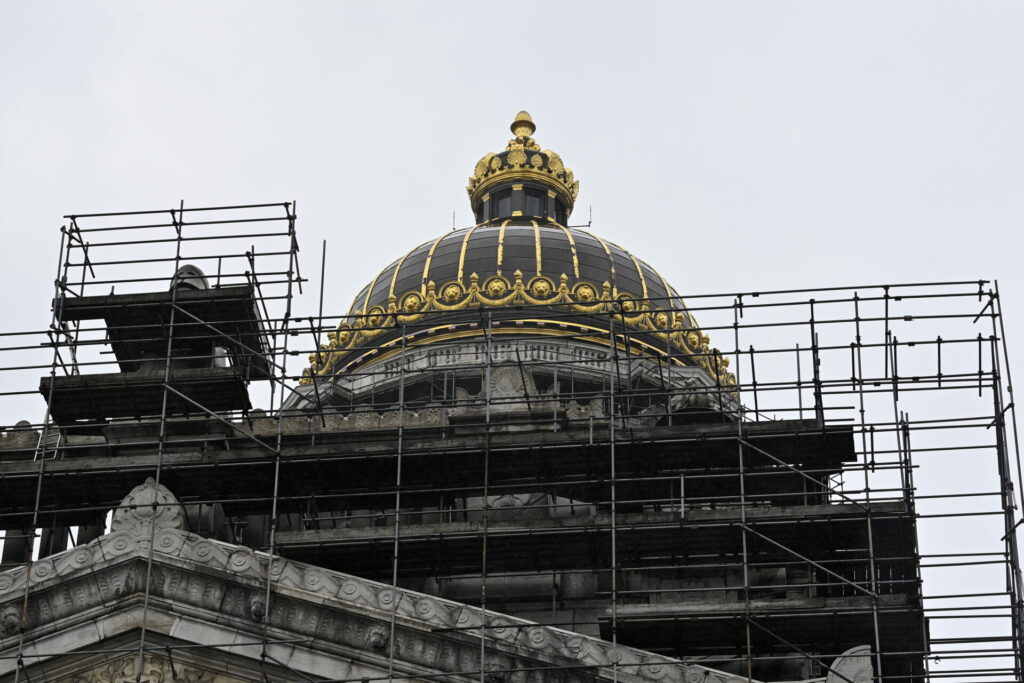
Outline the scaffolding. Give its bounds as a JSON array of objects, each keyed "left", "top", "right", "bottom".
[{"left": 0, "top": 208, "right": 1021, "bottom": 682}]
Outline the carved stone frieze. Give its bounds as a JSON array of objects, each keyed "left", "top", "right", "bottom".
[
  {"left": 69, "top": 652, "right": 248, "bottom": 683},
  {"left": 0, "top": 605, "right": 19, "bottom": 636},
  {"left": 245, "top": 405, "right": 448, "bottom": 436},
  {"left": 565, "top": 398, "right": 606, "bottom": 421}
]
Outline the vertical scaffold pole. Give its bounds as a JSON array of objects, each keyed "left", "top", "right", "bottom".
[
  {"left": 993, "top": 282, "right": 1024, "bottom": 677},
  {"left": 734, "top": 297, "right": 753, "bottom": 682},
  {"left": 988, "top": 320, "right": 1024, "bottom": 680},
  {"left": 259, "top": 202, "right": 298, "bottom": 676},
  {"left": 608, "top": 306, "right": 619, "bottom": 683},
  {"left": 479, "top": 310, "right": 493, "bottom": 683},
  {"left": 387, "top": 323, "right": 407, "bottom": 680},
  {"left": 135, "top": 201, "right": 186, "bottom": 681},
  {"left": 12, "top": 222, "right": 72, "bottom": 683}
]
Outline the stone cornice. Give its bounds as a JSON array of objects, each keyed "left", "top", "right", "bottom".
[
  {"left": 0, "top": 497, "right": 739, "bottom": 682},
  {"left": 1, "top": 479, "right": 872, "bottom": 683}
]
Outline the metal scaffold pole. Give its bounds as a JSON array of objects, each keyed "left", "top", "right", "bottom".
[
  {"left": 479, "top": 310, "right": 493, "bottom": 683},
  {"left": 134, "top": 200, "right": 186, "bottom": 681},
  {"left": 387, "top": 323, "right": 407, "bottom": 681},
  {"left": 608, "top": 304, "right": 619, "bottom": 683},
  {"left": 1, "top": 238, "right": 1022, "bottom": 682}
]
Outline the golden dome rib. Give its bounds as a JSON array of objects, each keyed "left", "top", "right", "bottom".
[
  {"left": 627, "top": 251, "right": 649, "bottom": 301},
  {"left": 578, "top": 228, "right": 618, "bottom": 293},
  {"left": 496, "top": 220, "right": 510, "bottom": 275},
  {"left": 653, "top": 266, "right": 673, "bottom": 304},
  {"left": 457, "top": 224, "right": 485, "bottom": 284},
  {"left": 531, "top": 220, "right": 542, "bottom": 277},
  {"left": 388, "top": 241, "right": 423, "bottom": 302},
  {"left": 361, "top": 258, "right": 390, "bottom": 315},
  {"left": 554, "top": 223, "right": 581, "bottom": 279},
  {"left": 420, "top": 231, "right": 449, "bottom": 295}
]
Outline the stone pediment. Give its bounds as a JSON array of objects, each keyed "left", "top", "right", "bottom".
[{"left": 0, "top": 479, "right": 870, "bottom": 682}]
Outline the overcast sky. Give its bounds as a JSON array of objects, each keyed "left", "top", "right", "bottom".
[
  {"left": 1, "top": 1, "right": 1022, "bottom": 381},
  {"left": 2, "top": 3, "right": 1022, "bottom": 669}
]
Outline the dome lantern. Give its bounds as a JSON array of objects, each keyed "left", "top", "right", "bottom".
[
  {"left": 467, "top": 111, "right": 579, "bottom": 225},
  {"left": 292, "top": 113, "right": 738, "bottom": 409}
]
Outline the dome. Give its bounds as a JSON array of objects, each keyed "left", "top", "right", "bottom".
[
  {"left": 303, "top": 220, "right": 734, "bottom": 391},
  {"left": 352, "top": 224, "right": 684, "bottom": 324},
  {"left": 297, "top": 113, "right": 735, "bottom": 410}
]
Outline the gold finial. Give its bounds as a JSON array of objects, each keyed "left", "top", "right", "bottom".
[
  {"left": 467, "top": 111, "right": 579, "bottom": 214},
  {"left": 511, "top": 111, "right": 536, "bottom": 138}
]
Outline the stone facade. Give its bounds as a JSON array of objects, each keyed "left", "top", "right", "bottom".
[{"left": 0, "top": 479, "right": 873, "bottom": 683}]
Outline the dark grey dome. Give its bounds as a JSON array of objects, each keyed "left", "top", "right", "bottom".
[{"left": 348, "top": 223, "right": 687, "bottom": 319}]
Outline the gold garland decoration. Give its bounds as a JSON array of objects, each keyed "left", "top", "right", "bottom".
[{"left": 301, "top": 269, "right": 736, "bottom": 388}]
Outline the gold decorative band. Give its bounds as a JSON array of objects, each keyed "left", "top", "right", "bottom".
[
  {"left": 302, "top": 268, "right": 735, "bottom": 389},
  {"left": 469, "top": 167, "right": 577, "bottom": 209}
]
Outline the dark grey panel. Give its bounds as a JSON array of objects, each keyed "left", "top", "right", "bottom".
[
  {"left": 392, "top": 272, "right": 424, "bottom": 298},
  {"left": 640, "top": 263, "right": 670, "bottom": 302},
  {"left": 346, "top": 284, "right": 371, "bottom": 314},
  {"left": 346, "top": 227, "right": 692, "bottom": 322}
]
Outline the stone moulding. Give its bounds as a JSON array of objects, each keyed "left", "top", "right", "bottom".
[
  {"left": 0, "top": 480, "right": 724, "bottom": 683},
  {"left": 0, "top": 479, "right": 872, "bottom": 683}
]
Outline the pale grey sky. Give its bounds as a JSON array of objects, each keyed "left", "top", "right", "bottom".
[
  {"left": 2, "top": 1, "right": 1022, "bottom": 338},
  {"left": 2, "top": 0, "right": 1023, "bottom": 415},
  {"left": 1, "top": 3, "right": 1022, "bottom": 672}
]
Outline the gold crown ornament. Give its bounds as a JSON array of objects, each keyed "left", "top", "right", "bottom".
[{"left": 466, "top": 111, "right": 580, "bottom": 214}]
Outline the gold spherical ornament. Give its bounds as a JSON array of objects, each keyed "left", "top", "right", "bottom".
[
  {"left": 529, "top": 277, "right": 554, "bottom": 298},
  {"left": 366, "top": 307, "right": 386, "bottom": 329},
  {"left": 575, "top": 283, "right": 596, "bottom": 302},
  {"left": 485, "top": 277, "right": 508, "bottom": 298},
  {"left": 401, "top": 292, "right": 422, "bottom": 313},
  {"left": 442, "top": 282, "right": 464, "bottom": 303}
]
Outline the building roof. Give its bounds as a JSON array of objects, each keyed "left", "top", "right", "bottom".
[
  {"left": 302, "top": 113, "right": 736, "bottom": 388},
  {"left": 0, "top": 478, "right": 794, "bottom": 683}
]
